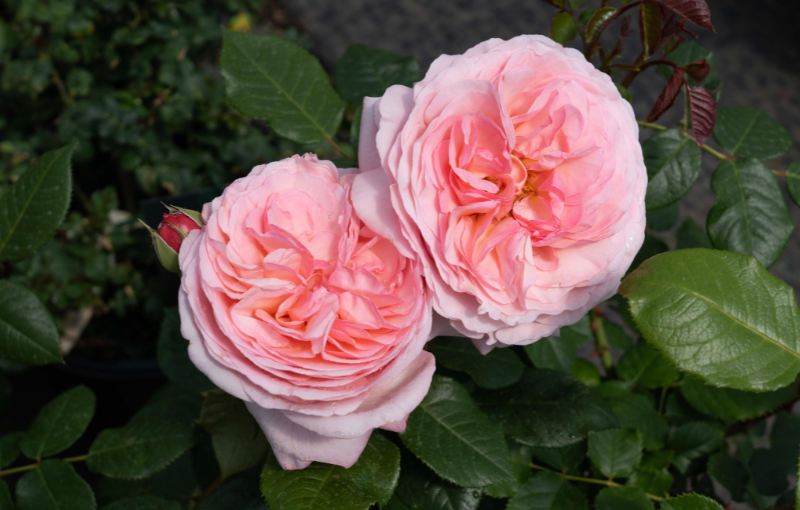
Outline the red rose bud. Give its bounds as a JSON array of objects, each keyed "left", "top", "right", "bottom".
[
  {"left": 158, "top": 211, "right": 202, "bottom": 252},
  {"left": 139, "top": 205, "right": 203, "bottom": 273}
]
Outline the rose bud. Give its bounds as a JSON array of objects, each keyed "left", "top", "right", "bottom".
[
  {"left": 355, "top": 35, "right": 647, "bottom": 352},
  {"left": 140, "top": 205, "right": 203, "bottom": 273},
  {"left": 178, "top": 154, "right": 434, "bottom": 470}
]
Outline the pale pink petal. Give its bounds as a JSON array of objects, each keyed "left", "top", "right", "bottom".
[{"left": 245, "top": 403, "right": 371, "bottom": 470}]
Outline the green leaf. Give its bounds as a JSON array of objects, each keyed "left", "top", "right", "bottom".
[
  {"left": 386, "top": 452, "right": 482, "bottom": 510},
  {"left": 638, "top": 2, "right": 662, "bottom": 58},
  {"left": 626, "top": 469, "right": 671, "bottom": 497},
  {"left": 771, "top": 411, "right": 800, "bottom": 459},
  {"left": 605, "top": 392, "right": 669, "bottom": 451},
  {"left": 87, "top": 416, "right": 193, "bottom": 479},
  {"left": 16, "top": 459, "right": 95, "bottom": 510},
  {"left": 604, "top": 320, "right": 634, "bottom": 350},
  {"left": 615, "top": 83, "right": 632, "bottom": 103},
  {"left": 676, "top": 218, "right": 712, "bottom": 250},
  {"left": 713, "top": 106, "right": 792, "bottom": 160},
  {"left": 507, "top": 471, "right": 587, "bottom": 510},
  {"left": 668, "top": 421, "right": 724, "bottom": 474},
  {"left": 20, "top": 385, "right": 95, "bottom": 460},
  {"left": 0, "top": 280, "right": 62, "bottom": 365},
  {"left": 646, "top": 202, "right": 679, "bottom": 232},
  {"left": 0, "top": 143, "right": 75, "bottom": 262},
  {"left": 525, "top": 317, "right": 591, "bottom": 373},
  {"left": 0, "top": 480, "right": 12, "bottom": 510},
  {"left": 261, "top": 433, "right": 400, "bottom": 510},
  {"left": 132, "top": 384, "right": 203, "bottom": 427},
  {"left": 103, "top": 496, "right": 180, "bottom": 510},
  {"left": 588, "top": 429, "right": 642, "bottom": 478},
  {"left": 616, "top": 343, "right": 679, "bottom": 390},
  {"left": 157, "top": 308, "right": 214, "bottom": 393},
  {"left": 664, "top": 392, "right": 708, "bottom": 426},
  {"left": 595, "top": 487, "right": 653, "bottom": 510},
  {"left": 221, "top": 30, "right": 344, "bottom": 144},
  {"left": 429, "top": 337, "right": 525, "bottom": 389},
  {"left": 335, "top": 44, "right": 421, "bottom": 105},
  {"left": 550, "top": 13, "right": 579, "bottom": 45},
  {"left": 661, "top": 494, "right": 724, "bottom": 510},
  {"left": 751, "top": 448, "right": 795, "bottom": 495},
  {"left": 586, "top": 7, "right": 617, "bottom": 41},
  {"left": 196, "top": 465, "right": 266, "bottom": 510},
  {"left": 680, "top": 376, "right": 796, "bottom": 421},
  {"left": 620, "top": 249, "right": 800, "bottom": 391},
  {"left": 484, "top": 440, "right": 533, "bottom": 498},
  {"left": 796, "top": 455, "right": 800, "bottom": 510},
  {"left": 400, "top": 375, "right": 513, "bottom": 487},
  {"left": 95, "top": 478, "right": 143, "bottom": 506},
  {"left": 628, "top": 234, "right": 667, "bottom": 275},
  {"left": 707, "top": 450, "right": 747, "bottom": 502},
  {"left": 571, "top": 359, "right": 600, "bottom": 387},
  {"left": 707, "top": 158, "right": 793, "bottom": 267},
  {"left": 197, "top": 390, "right": 268, "bottom": 480},
  {"left": 658, "top": 41, "right": 721, "bottom": 93},
  {"left": 475, "top": 369, "right": 618, "bottom": 448},
  {"left": 568, "top": 0, "right": 587, "bottom": 9},
  {"left": 531, "top": 442, "right": 586, "bottom": 473},
  {"left": 643, "top": 129, "right": 702, "bottom": 210},
  {"left": 0, "top": 432, "right": 22, "bottom": 468},
  {"left": 639, "top": 450, "right": 673, "bottom": 472},
  {"left": 786, "top": 161, "right": 800, "bottom": 207}
]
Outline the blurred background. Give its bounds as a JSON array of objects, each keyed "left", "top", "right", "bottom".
[{"left": 0, "top": 0, "right": 798, "bottom": 507}]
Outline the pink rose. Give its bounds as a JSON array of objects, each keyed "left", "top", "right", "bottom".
[
  {"left": 354, "top": 35, "right": 646, "bottom": 351},
  {"left": 178, "top": 154, "right": 434, "bottom": 470}
]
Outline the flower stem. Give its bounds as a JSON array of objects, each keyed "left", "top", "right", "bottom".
[
  {"left": 637, "top": 120, "right": 731, "bottom": 161},
  {"left": 529, "top": 462, "right": 664, "bottom": 502},
  {"left": 591, "top": 310, "right": 613, "bottom": 370},
  {"left": 0, "top": 454, "right": 89, "bottom": 478}
]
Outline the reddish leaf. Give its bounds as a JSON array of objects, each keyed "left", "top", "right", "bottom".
[
  {"left": 661, "top": 14, "right": 685, "bottom": 40},
  {"left": 647, "top": 68, "right": 684, "bottom": 122},
  {"left": 685, "top": 58, "right": 710, "bottom": 83},
  {"left": 660, "top": 0, "right": 715, "bottom": 32},
  {"left": 687, "top": 85, "right": 716, "bottom": 146},
  {"left": 639, "top": 2, "right": 663, "bottom": 58}
]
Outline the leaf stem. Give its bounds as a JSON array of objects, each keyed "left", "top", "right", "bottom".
[
  {"left": 0, "top": 454, "right": 89, "bottom": 478},
  {"left": 637, "top": 120, "right": 731, "bottom": 160},
  {"left": 591, "top": 310, "right": 613, "bottom": 369},
  {"left": 773, "top": 170, "right": 787, "bottom": 177},
  {"left": 327, "top": 137, "right": 354, "bottom": 160},
  {"left": 529, "top": 462, "right": 664, "bottom": 502},
  {"left": 658, "top": 385, "right": 669, "bottom": 415}
]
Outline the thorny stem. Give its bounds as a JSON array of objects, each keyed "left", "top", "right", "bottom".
[
  {"left": 591, "top": 309, "right": 613, "bottom": 370},
  {"left": 0, "top": 454, "right": 88, "bottom": 478},
  {"left": 637, "top": 120, "right": 731, "bottom": 161},
  {"left": 529, "top": 462, "right": 664, "bottom": 502}
]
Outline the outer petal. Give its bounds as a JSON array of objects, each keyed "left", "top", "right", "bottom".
[
  {"left": 246, "top": 403, "right": 371, "bottom": 470},
  {"left": 282, "top": 351, "right": 435, "bottom": 438},
  {"left": 351, "top": 170, "right": 415, "bottom": 259},
  {"left": 358, "top": 96, "right": 382, "bottom": 172}
]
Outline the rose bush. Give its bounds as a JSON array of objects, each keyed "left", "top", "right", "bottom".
[
  {"left": 177, "top": 154, "right": 434, "bottom": 469},
  {"left": 355, "top": 35, "right": 646, "bottom": 350}
]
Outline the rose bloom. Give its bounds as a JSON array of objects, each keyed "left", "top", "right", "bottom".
[
  {"left": 354, "top": 35, "right": 646, "bottom": 351},
  {"left": 178, "top": 154, "right": 434, "bottom": 470}
]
